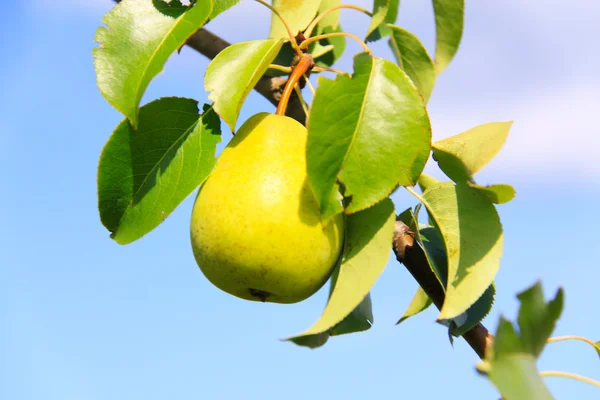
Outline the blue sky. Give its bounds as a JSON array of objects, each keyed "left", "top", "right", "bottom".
[{"left": 1, "top": 0, "right": 599, "bottom": 399}]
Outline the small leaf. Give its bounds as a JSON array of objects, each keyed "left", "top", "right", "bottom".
[
  {"left": 432, "top": 0, "right": 464, "bottom": 74},
  {"left": 93, "top": 0, "right": 212, "bottom": 128},
  {"left": 331, "top": 294, "right": 374, "bottom": 335},
  {"left": 205, "top": 39, "right": 284, "bottom": 131},
  {"left": 397, "top": 287, "right": 432, "bottom": 324},
  {"left": 211, "top": 0, "right": 241, "bottom": 19},
  {"left": 269, "top": 0, "right": 320, "bottom": 39},
  {"left": 516, "top": 283, "right": 564, "bottom": 357},
  {"left": 307, "top": 53, "right": 431, "bottom": 222},
  {"left": 479, "top": 283, "right": 564, "bottom": 400},
  {"left": 311, "top": 0, "right": 346, "bottom": 67},
  {"left": 98, "top": 98, "right": 221, "bottom": 244},
  {"left": 468, "top": 183, "right": 516, "bottom": 204},
  {"left": 482, "top": 353, "right": 554, "bottom": 400},
  {"left": 443, "top": 283, "right": 495, "bottom": 337},
  {"left": 366, "top": 0, "right": 400, "bottom": 41},
  {"left": 287, "top": 198, "right": 395, "bottom": 343},
  {"left": 432, "top": 121, "right": 513, "bottom": 182},
  {"left": 596, "top": 341, "right": 600, "bottom": 358},
  {"left": 388, "top": 25, "right": 436, "bottom": 103},
  {"left": 417, "top": 173, "right": 441, "bottom": 193},
  {"left": 418, "top": 182, "right": 503, "bottom": 320}
]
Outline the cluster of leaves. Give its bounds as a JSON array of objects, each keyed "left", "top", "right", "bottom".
[
  {"left": 93, "top": 0, "right": 515, "bottom": 347},
  {"left": 92, "top": 0, "right": 600, "bottom": 397}
]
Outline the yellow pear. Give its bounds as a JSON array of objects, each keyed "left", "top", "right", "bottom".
[{"left": 190, "top": 112, "right": 344, "bottom": 303}]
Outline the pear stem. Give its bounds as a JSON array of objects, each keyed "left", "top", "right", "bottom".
[
  {"left": 304, "top": 4, "right": 373, "bottom": 39},
  {"left": 254, "top": 0, "right": 303, "bottom": 56},
  {"left": 299, "top": 32, "right": 372, "bottom": 54},
  {"left": 276, "top": 54, "right": 314, "bottom": 116}
]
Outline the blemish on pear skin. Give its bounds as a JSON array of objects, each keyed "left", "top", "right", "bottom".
[{"left": 249, "top": 288, "right": 271, "bottom": 302}]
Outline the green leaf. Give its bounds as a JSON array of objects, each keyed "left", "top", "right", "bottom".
[
  {"left": 432, "top": 0, "right": 464, "bottom": 74},
  {"left": 287, "top": 198, "right": 395, "bottom": 344},
  {"left": 397, "top": 287, "right": 432, "bottom": 324},
  {"left": 366, "top": 0, "right": 400, "bottom": 41},
  {"left": 418, "top": 182, "right": 503, "bottom": 320},
  {"left": 210, "top": 0, "right": 240, "bottom": 18},
  {"left": 331, "top": 293, "right": 374, "bottom": 335},
  {"left": 388, "top": 25, "right": 436, "bottom": 103},
  {"left": 205, "top": 39, "right": 284, "bottom": 131},
  {"left": 269, "top": 0, "right": 321, "bottom": 39},
  {"left": 307, "top": 53, "right": 431, "bottom": 222},
  {"left": 98, "top": 98, "right": 221, "bottom": 244},
  {"left": 432, "top": 121, "right": 513, "bottom": 182},
  {"left": 417, "top": 220, "right": 496, "bottom": 335},
  {"left": 468, "top": 183, "right": 516, "bottom": 205},
  {"left": 482, "top": 353, "right": 554, "bottom": 400},
  {"left": 417, "top": 173, "right": 442, "bottom": 193},
  {"left": 516, "top": 283, "right": 564, "bottom": 358},
  {"left": 93, "top": 0, "right": 212, "bottom": 128},
  {"left": 478, "top": 283, "right": 564, "bottom": 400},
  {"left": 443, "top": 283, "right": 495, "bottom": 337}
]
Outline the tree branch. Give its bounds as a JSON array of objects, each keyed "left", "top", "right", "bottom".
[{"left": 392, "top": 221, "right": 494, "bottom": 359}]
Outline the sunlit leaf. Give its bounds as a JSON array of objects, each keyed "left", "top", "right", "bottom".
[
  {"left": 417, "top": 173, "right": 442, "bottom": 193},
  {"left": 287, "top": 198, "right": 395, "bottom": 344},
  {"left": 432, "top": 121, "right": 513, "bottom": 182},
  {"left": 93, "top": 0, "right": 212, "bottom": 128},
  {"left": 211, "top": 0, "right": 240, "bottom": 18},
  {"left": 469, "top": 183, "right": 516, "bottom": 205},
  {"left": 269, "top": 0, "right": 320, "bottom": 39},
  {"left": 418, "top": 182, "right": 503, "bottom": 320},
  {"left": 307, "top": 53, "right": 431, "bottom": 222},
  {"left": 432, "top": 0, "right": 464, "bottom": 74},
  {"left": 397, "top": 287, "right": 432, "bottom": 324},
  {"left": 417, "top": 220, "right": 496, "bottom": 335},
  {"left": 331, "top": 293, "right": 374, "bottom": 335},
  {"left": 388, "top": 25, "right": 436, "bottom": 103},
  {"left": 98, "top": 98, "right": 221, "bottom": 244},
  {"left": 205, "top": 39, "right": 284, "bottom": 131},
  {"left": 366, "top": 0, "right": 400, "bottom": 41}
]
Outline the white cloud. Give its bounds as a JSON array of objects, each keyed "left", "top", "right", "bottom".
[{"left": 427, "top": 82, "right": 600, "bottom": 182}]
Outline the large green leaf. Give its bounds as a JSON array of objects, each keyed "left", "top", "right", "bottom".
[
  {"left": 307, "top": 53, "right": 431, "bottom": 222},
  {"left": 388, "top": 25, "right": 436, "bottom": 103},
  {"left": 98, "top": 98, "right": 221, "bottom": 244},
  {"left": 269, "top": 0, "right": 321, "bottom": 39},
  {"left": 366, "top": 0, "right": 400, "bottom": 41},
  {"left": 469, "top": 183, "right": 516, "bottom": 205},
  {"left": 93, "top": 0, "right": 212, "bottom": 128},
  {"left": 417, "top": 182, "right": 503, "bottom": 320},
  {"left": 205, "top": 39, "right": 284, "bottom": 131},
  {"left": 432, "top": 0, "right": 464, "bottom": 74},
  {"left": 287, "top": 198, "right": 395, "bottom": 344},
  {"left": 211, "top": 0, "right": 240, "bottom": 18},
  {"left": 432, "top": 121, "right": 513, "bottom": 182},
  {"left": 397, "top": 287, "right": 432, "bottom": 324}
]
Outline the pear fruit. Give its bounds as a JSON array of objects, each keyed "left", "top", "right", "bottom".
[{"left": 190, "top": 112, "right": 344, "bottom": 303}]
